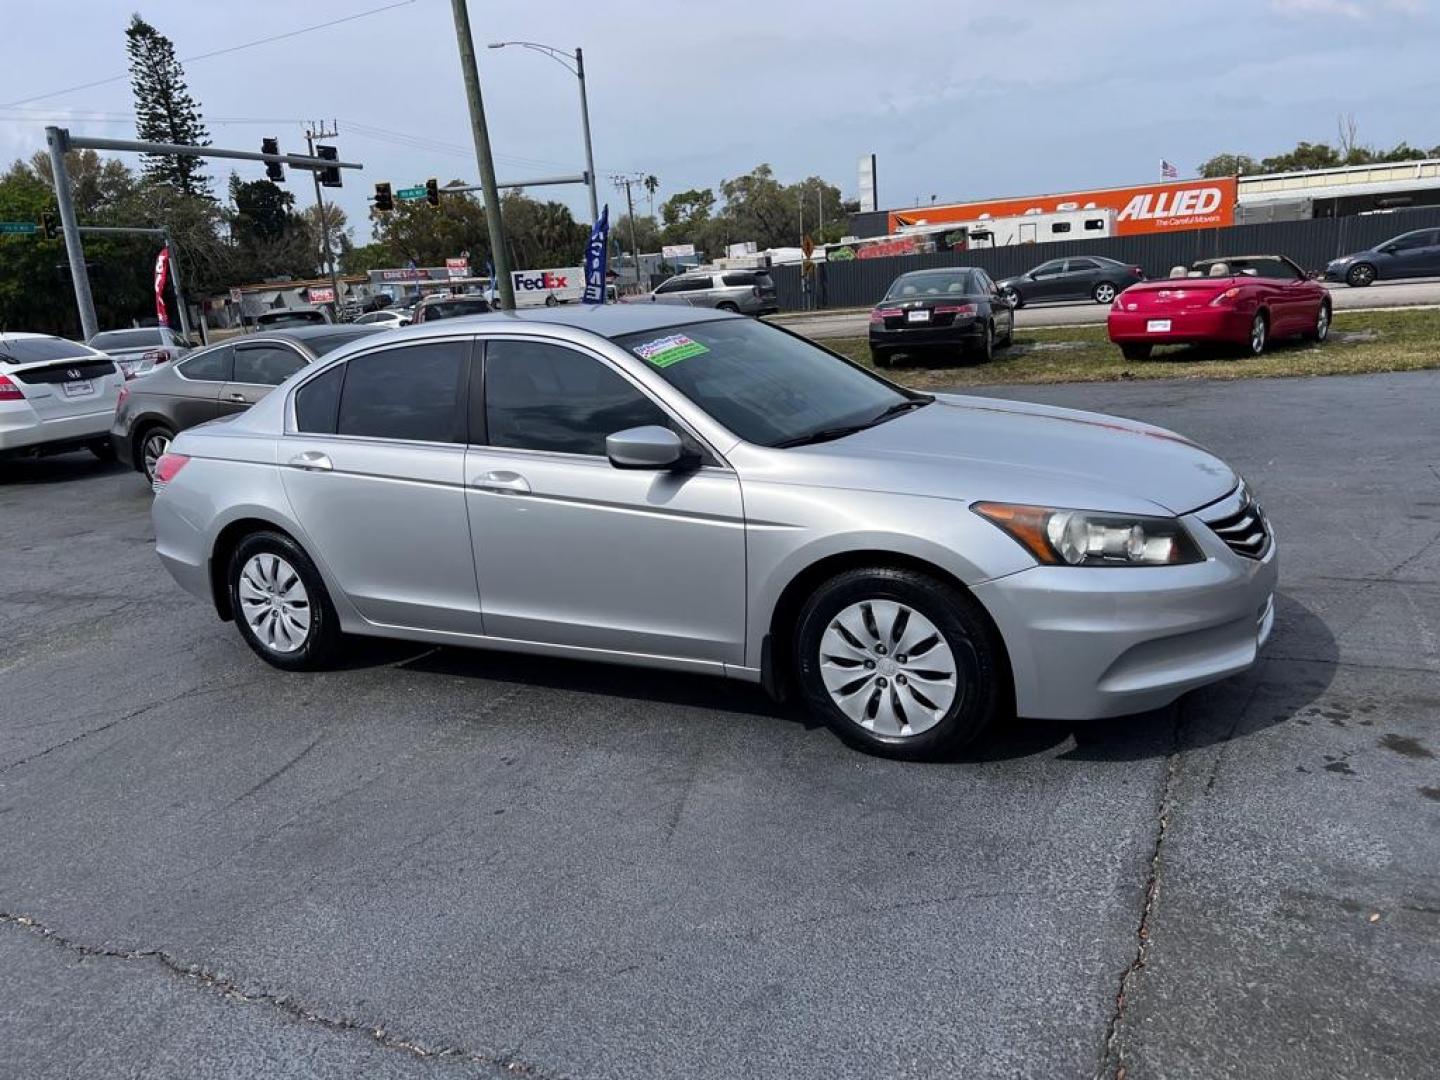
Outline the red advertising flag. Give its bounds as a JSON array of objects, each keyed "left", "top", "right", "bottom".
[{"left": 153, "top": 247, "right": 171, "bottom": 327}]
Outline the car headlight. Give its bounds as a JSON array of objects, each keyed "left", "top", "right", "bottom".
[{"left": 972, "top": 502, "right": 1204, "bottom": 566}]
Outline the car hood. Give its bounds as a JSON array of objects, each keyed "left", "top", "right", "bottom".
[{"left": 770, "top": 394, "right": 1237, "bottom": 516}]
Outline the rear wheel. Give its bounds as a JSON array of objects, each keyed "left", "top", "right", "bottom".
[
  {"left": 971, "top": 322, "right": 995, "bottom": 363},
  {"left": 793, "top": 567, "right": 1005, "bottom": 760},
  {"left": 717, "top": 301, "right": 740, "bottom": 313},
  {"left": 1346, "top": 263, "right": 1376, "bottom": 288},
  {"left": 1092, "top": 281, "right": 1118, "bottom": 304},
  {"left": 137, "top": 425, "right": 174, "bottom": 482},
  {"left": 544, "top": 294, "right": 559, "bottom": 307},
  {"left": 1246, "top": 312, "right": 1268, "bottom": 356},
  {"left": 869, "top": 347, "right": 893, "bottom": 369},
  {"left": 1121, "top": 343, "right": 1152, "bottom": 361},
  {"left": 228, "top": 531, "right": 343, "bottom": 671}
]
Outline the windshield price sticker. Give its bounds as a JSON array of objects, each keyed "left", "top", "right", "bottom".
[{"left": 633, "top": 334, "right": 709, "bottom": 368}]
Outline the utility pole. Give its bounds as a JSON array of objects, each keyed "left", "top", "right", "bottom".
[
  {"left": 613, "top": 174, "right": 641, "bottom": 290},
  {"left": 575, "top": 48, "right": 598, "bottom": 224},
  {"left": 46, "top": 127, "right": 98, "bottom": 341},
  {"left": 450, "top": 0, "right": 514, "bottom": 309},
  {"left": 305, "top": 120, "right": 344, "bottom": 319}
]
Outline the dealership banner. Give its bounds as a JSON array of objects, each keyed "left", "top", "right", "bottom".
[
  {"left": 890, "top": 176, "right": 1238, "bottom": 237},
  {"left": 153, "top": 247, "right": 171, "bottom": 326},
  {"left": 583, "top": 204, "right": 609, "bottom": 304}
]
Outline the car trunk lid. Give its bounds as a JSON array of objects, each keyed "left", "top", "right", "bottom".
[
  {"left": 2, "top": 354, "right": 121, "bottom": 419},
  {"left": 1115, "top": 278, "right": 1237, "bottom": 314}
]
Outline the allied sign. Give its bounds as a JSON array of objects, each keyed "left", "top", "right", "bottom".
[
  {"left": 889, "top": 176, "right": 1238, "bottom": 237},
  {"left": 396, "top": 186, "right": 427, "bottom": 201},
  {"left": 0, "top": 221, "right": 37, "bottom": 235}
]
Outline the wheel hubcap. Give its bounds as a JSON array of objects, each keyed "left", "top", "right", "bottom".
[
  {"left": 239, "top": 553, "right": 311, "bottom": 654},
  {"left": 1097, "top": 284, "right": 1115, "bottom": 302},
  {"left": 1317, "top": 307, "right": 1329, "bottom": 338},
  {"left": 142, "top": 433, "right": 170, "bottom": 479},
  {"left": 1251, "top": 317, "right": 1266, "bottom": 354},
  {"left": 819, "top": 600, "right": 959, "bottom": 738}
]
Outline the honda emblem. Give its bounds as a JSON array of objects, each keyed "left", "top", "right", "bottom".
[{"left": 66, "top": 368, "right": 82, "bottom": 380}]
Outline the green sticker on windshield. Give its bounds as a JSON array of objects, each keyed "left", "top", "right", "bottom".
[{"left": 633, "top": 333, "right": 709, "bottom": 368}]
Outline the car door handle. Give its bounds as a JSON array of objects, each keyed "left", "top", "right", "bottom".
[
  {"left": 287, "top": 451, "right": 333, "bottom": 472},
  {"left": 475, "top": 470, "right": 530, "bottom": 494},
  {"left": 226, "top": 392, "right": 248, "bottom": 402}
]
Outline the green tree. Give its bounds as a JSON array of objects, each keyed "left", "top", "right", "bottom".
[
  {"left": 1198, "top": 153, "right": 1259, "bottom": 178},
  {"left": 500, "top": 191, "right": 587, "bottom": 268},
  {"left": 371, "top": 182, "right": 490, "bottom": 267},
  {"left": 125, "top": 14, "right": 213, "bottom": 199},
  {"left": 614, "top": 213, "right": 661, "bottom": 256},
  {"left": 660, "top": 188, "right": 715, "bottom": 237}
]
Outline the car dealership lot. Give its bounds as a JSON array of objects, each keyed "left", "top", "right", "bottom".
[{"left": 3, "top": 372, "right": 1439, "bottom": 1079}]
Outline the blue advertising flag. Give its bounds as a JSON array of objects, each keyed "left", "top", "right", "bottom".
[{"left": 583, "top": 204, "right": 610, "bottom": 304}]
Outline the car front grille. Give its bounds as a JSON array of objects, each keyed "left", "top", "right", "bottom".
[{"left": 1200, "top": 488, "right": 1270, "bottom": 560}]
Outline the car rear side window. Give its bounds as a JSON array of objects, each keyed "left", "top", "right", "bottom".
[
  {"left": 234, "top": 344, "right": 308, "bottom": 386},
  {"left": 178, "top": 346, "right": 233, "bottom": 382},
  {"left": 484, "top": 340, "right": 670, "bottom": 456},
  {"left": 294, "top": 364, "right": 344, "bottom": 433},
  {"left": 721, "top": 272, "right": 757, "bottom": 287},
  {"left": 336, "top": 341, "right": 467, "bottom": 442}
]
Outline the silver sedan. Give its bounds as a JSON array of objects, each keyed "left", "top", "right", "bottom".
[{"left": 151, "top": 306, "right": 1277, "bottom": 759}]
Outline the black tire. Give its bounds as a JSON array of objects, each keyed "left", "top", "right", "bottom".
[
  {"left": 1346, "top": 263, "right": 1376, "bottom": 288},
  {"left": 997, "top": 317, "right": 1013, "bottom": 349},
  {"left": 793, "top": 567, "right": 1005, "bottom": 760},
  {"left": 1303, "top": 301, "right": 1332, "bottom": 342},
  {"left": 87, "top": 439, "right": 117, "bottom": 462},
  {"left": 544, "top": 294, "right": 559, "bottom": 307},
  {"left": 1006, "top": 288, "right": 1025, "bottom": 309},
  {"left": 228, "top": 530, "right": 343, "bottom": 671},
  {"left": 717, "top": 301, "right": 740, "bottom": 313},
  {"left": 1245, "top": 311, "right": 1268, "bottom": 357},
  {"left": 971, "top": 322, "right": 995, "bottom": 363},
  {"left": 869, "top": 347, "right": 894, "bottom": 369},
  {"left": 1120, "top": 343, "right": 1152, "bottom": 361},
  {"left": 135, "top": 424, "right": 175, "bottom": 482}
]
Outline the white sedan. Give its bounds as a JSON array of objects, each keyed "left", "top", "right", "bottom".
[{"left": 353, "top": 310, "right": 410, "bottom": 330}]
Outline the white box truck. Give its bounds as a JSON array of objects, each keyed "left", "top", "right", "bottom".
[{"left": 510, "top": 266, "right": 585, "bottom": 307}]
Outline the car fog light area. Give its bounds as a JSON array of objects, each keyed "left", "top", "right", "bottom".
[{"left": 973, "top": 502, "right": 1203, "bottom": 566}]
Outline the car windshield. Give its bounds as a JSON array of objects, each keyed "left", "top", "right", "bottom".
[
  {"left": 884, "top": 272, "right": 975, "bottom": 299},
  {"left": 90, "top": 328, "right": 163, "bottom": 349},
  {"left": 611, "top": 318, "right": 922, "bottom": 448},
  {"left": 0, "top": 336, "right": 98, "bottom": 365}
]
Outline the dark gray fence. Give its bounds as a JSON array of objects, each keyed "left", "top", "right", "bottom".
[{"left": 774, "top": 206, "right": 1440, "bottom": 311}]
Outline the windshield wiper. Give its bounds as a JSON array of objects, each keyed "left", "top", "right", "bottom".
[{"left": 774, "top": 396, "right": 933, "bottom": 448}]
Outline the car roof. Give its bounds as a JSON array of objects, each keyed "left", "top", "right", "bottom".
[
  {"left": 0, "top": 331, "right": 58, "bottom": 342},
  {"left": 896, "top": 267, "right": 977, "bottom": 277},
  {"left": 389, "top": 304, "right": 733, "bottom": 339},
  {"left": 249, "top": 324, "right": 377, "bottom": 343}
]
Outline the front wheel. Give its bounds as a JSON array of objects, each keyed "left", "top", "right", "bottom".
[
  {"left": 1092, "top": 281, "right": 1118, "bottom": 304},
  {"left": 1005, "top": 288, "right": 1024, "bottom": 309},
  {"left": 1120, "top": 343, "right": 1152, "bottom": 361},
  {"left": 1346, "top": 263, "right": 1376, "bottom": 288},
  {"left": 1304, "top": 302, "right": 1331, "bottom": 342},
  {"left": 228, "top": 531, "right": 343, "bottom": 671},
  {"left": 794, "top": 567, "right": 1005, "bottom": 760},
  {"left": 544, "top": 294, "right": 559, "bottom": 307}
]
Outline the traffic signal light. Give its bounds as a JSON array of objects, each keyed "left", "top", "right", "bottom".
[
  {"left": 261, "top": 137, "right": 284, "bottom": 182},
  {"left": 316, "top": 145, "right": 341, "bottom": 188},
  {"left": 41, "top": 212, "right": 59, "bottom": 239},
  {"left": 425, "top": 177, "right": 440, "bottom": 208},
  {"left": 374, "top": 182, "right": 394, "bottom": 212}
]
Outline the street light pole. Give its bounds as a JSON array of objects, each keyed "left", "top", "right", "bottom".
[
  {"left": 575, "top": 47, "right": 599, "bottom": 224},
  {"left": 45, "top": 126, "right": 98, "bottom": 341},
  {"left": 451, "top": 0, "right": 514, "bottom": 310}
]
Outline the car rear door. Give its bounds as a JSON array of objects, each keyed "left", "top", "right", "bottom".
[
  {"left": 280, "top": 337, "right": 480, "bottom": 633},
  {"left": 1061, "top": 258, "right": 1101, "bottom": 300},
  {"left": 464, "top": 336, "right": 745, "bottom": 664},
  {"left": 219, "top": 340, "right": 310, "bottom": 415},
  {"left": 164, "top": 345, "right": 233, "bottom": 429}
]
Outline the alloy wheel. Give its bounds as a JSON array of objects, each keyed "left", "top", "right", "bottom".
[
  {"left": 1348, "top": 264, "right": 1375, "bottom": 287},
  {"left": 818, "top": 600, "right": 959, "bottom": 738},
  {"left": 1250, "top": 314, "right": 1267, "bottom": 355},
  {"left": 1094, "top": 282, "right": 1117, "bottom": 303},
  {"left": 1315, "top": 305, "right": 1330, "bottom": 341},
  {"left": 141, "top": 431, "right": 171, "bottom": 482},
  {"left": 238, "top": 553, "right": 312, "bottom": 654}
]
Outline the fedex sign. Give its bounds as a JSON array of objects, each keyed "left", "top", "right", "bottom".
[{"left": 513, "top": 270, "right": 570, "bottom": 291}]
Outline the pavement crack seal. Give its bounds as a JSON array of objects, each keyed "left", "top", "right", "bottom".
[
  {"left": 0, "top": 911, "right": 562, "bottom": 1079},
  {"left": 1093, "top": 719, "right": 1183, "bottom": 1080}
]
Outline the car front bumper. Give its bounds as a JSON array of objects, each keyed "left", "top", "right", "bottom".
[
  {"left": 971, "top": 505, "right": 1278, "bottom": 720},
  {"left": 870, "top": 318, "right": 986, "bottom": 349},
  {"left": 1107, "top": 307, "right": 1253, "bottom": 346}
]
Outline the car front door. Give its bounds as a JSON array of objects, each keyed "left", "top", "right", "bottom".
[
  {"left": 279, "top": 338, "right": 481, "bottom": 633},
  {"left": 1026, "top": 260, "right": 1068, "bottom": 301},
  {"left": 219, "top": 340, "right": 309, "bottom": 415},
  {"left": 464, "top": 337, "right": 746, "bottom": 665},
  {"left": 1060, "top": 258, "right": 1101, "bottom": 300}
]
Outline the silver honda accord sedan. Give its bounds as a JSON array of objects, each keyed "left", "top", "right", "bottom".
[{"left": 151, "top": 305, "right": 1276, "bottom": 759}]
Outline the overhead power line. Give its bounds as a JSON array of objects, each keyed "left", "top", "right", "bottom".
[{"left": 1, "top": 0, "right": 418, "bottom": 107}]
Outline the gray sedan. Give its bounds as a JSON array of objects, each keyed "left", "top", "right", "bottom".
[{"left": 151, "top": 307, "right": 1276, "bottom": 759}]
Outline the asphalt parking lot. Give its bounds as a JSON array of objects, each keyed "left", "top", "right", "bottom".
[{"left": 3, "top": 370, "right": 1439, "bottom": 1080}]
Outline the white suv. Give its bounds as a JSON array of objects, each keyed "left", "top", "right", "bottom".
[{"left": 0, "top": 333, "right": 123, "bottom": 461}]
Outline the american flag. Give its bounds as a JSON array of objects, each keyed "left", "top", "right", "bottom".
[{"left": 1160, "top": 159, "right": 1179, "bottom": 180}]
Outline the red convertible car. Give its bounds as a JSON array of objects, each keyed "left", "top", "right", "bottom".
[{"left": 1107, "top": 255, "right": 1330, "bottom": 359}]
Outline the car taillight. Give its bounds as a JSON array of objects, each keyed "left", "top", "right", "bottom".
[
  {"left": 0, "top": 374, "right": 22, "bottom": 401},
  {"left": 1131, "top": 266, "right": 1145, "bottom": 277},
  {"left": 116, "top": 384, "right": 130, "bottom": 411},
  {"left": 935, "top": 304, "right": 978, "bottom": 317},
  {"left": 152, "top": 452, "right": 189, "bottom": 487},
  {"left": 142, "top": 349, "right": 169, "bottom": 362},
  {"left": 1210, "top": 287, "right": 1243, "bottom": 307},
  {"left": 871, "top": 307, "right": 902, "bottom": 322},
  {"left": 752, "top": 286, "right": 762, "bottom": 298}
]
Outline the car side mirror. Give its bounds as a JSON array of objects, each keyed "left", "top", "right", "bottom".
[
  {"left": 606, "top": 425, "right": 692, "bottom": 470},
  {"left": 1379, "top": 245, "right": 1397, "bottom": 255}
]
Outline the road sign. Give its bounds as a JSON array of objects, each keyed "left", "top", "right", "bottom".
[
  {"left": 0, "top": 221, "right": 38, "bottom": 235},
  {"left": 396, "top": 186, "right": 427, "bottom": 201}
]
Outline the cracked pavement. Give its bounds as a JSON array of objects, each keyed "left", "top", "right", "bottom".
[{"left": 3, "top": 371, "right": 1439, "bottom": 1079}]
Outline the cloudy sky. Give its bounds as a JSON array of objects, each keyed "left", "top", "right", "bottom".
[{"left": 2, "top": 0, "right": 1435, "bottom": 242}]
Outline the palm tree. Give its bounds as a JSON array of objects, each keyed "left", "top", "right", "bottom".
[{"left": 643, "top": 174, "right": 660, "bottom": 218}]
